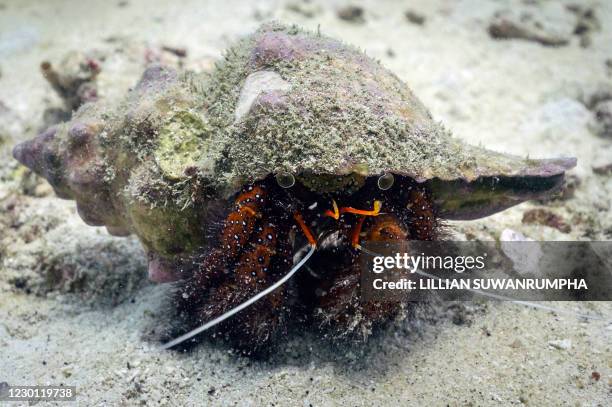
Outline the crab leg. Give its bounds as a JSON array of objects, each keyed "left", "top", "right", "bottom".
[
  {"left": 176, "top": 185, "right": 268, "bottom": 314},
  {"left": 407, "top": 189, "right": 437, "bottom": 240},
  {"left": 312, "top": 213, "right": 408, "bottom": 337},
  {"left": 192, "top": 220, "right": 286, "bottom": 318},
  {"left": 168, "top": 184, "right": 320, "bottom": 350},
  {"left": 190, "top": 210, "right": 319, "bottom": 342}
]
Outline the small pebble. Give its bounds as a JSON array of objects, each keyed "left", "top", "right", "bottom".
[
  {"left": 337, "top": 5, "right": 365, "bottom": 24},
  {"left": 405, "top": 10, "right": 426, "bottom": 25},
  {"left": 592, "top": 163, "right": 612, "bottom": 175},
  {"left": 285, "top": 1, "right": 321, "bottom": 18},
  {"left": 509, "top": 339, "right": 523, "bottom": 349},
  {"left": 500, "top": 228, "right": 533, "bottom": 242},
  {"left": 548, "top": 338, "right": 572, "bottom": 350},
  {"left": 161, "top": 46, "right": 187, "bottom": 58},
  {"left": 61, "top": 366, "right": 73, "bottom": 378}
]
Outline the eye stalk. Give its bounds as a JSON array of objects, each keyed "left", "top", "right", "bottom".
[
  {"left": 377, "top": 173, "right": 395, "bottom": 190},
  {"left": 275, "top": 172, "right": 295, "bottom": 188}
]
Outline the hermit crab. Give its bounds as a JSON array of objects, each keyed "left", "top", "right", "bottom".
[{"left": 13, "top": 23, "right": 575, "bottom": 351}]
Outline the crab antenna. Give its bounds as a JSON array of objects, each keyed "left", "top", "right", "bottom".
[
  {"left": 356, "top": 246, "right": 610, "bottom": 323},
  {"left": 161, "top": 243, "right": 317, "bottom": 350}
]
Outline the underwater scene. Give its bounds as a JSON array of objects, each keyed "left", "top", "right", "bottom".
[{"left": 0, "top": 0, "right": 610, "bottom": 405}]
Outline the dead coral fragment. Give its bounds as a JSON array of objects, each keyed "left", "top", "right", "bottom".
[
  {"left": 488, "top": 5, "right": 601, "bottom": 48},
  {"left": 488, "top": 10, "right": 570, "bottom": 47},
  {"left": 41, "top": 51, "right": 102, "bottom": 111}
]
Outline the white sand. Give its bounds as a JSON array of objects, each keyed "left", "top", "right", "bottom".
[{"left": 1, "top": 0, "right": 610, "bottom": 405}]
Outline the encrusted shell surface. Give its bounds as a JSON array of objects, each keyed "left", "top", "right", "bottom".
[{"left": 13, "top": 23, "right": 575, "bottom": 279}]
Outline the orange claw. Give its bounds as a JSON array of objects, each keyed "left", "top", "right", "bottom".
[{"left": 293, "top": 212, "right": 317, "bottom": 247}]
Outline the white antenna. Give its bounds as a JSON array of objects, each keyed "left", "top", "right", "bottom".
[{"left": 161, "top": 244, "right": 316, "bottom": 350}]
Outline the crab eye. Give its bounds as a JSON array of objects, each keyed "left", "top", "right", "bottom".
[
  {"left": 377, "top": 173, "right": 394, "bottom": 190},
  {"left": 276, "top": 172, "right": 295, "bottom": 188}
]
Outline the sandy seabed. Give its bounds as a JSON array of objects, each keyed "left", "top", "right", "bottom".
[{"left": 0, "top": 0, "right": 611, "bottom": 405}]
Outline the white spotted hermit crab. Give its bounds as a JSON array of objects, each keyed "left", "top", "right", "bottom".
[{"left": 13, "top": 23, "right": 575, "bottom": 352}]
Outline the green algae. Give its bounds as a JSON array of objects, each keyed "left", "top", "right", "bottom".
[
  {"left": 154, "top": 110, "right": 211, "bottom": 180},
  {"left": 127, "top": 201, "right": 202, "bottom": 256}
]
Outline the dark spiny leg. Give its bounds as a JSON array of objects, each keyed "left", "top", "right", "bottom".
[
  {"left": 172, "top": 180, "right": 314, "bottom": 352},
  {"left": 313, "top": 214, "right": 409, "bottom": 339},
  {"left": 406, "top": 187, "right": 437, "bottom": 240},
  {"left": 194, "top": 217, "right": 294, "bottom": 351},
  {"left": 175, "top": 185, "right": 265, "bottom": 317}
]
